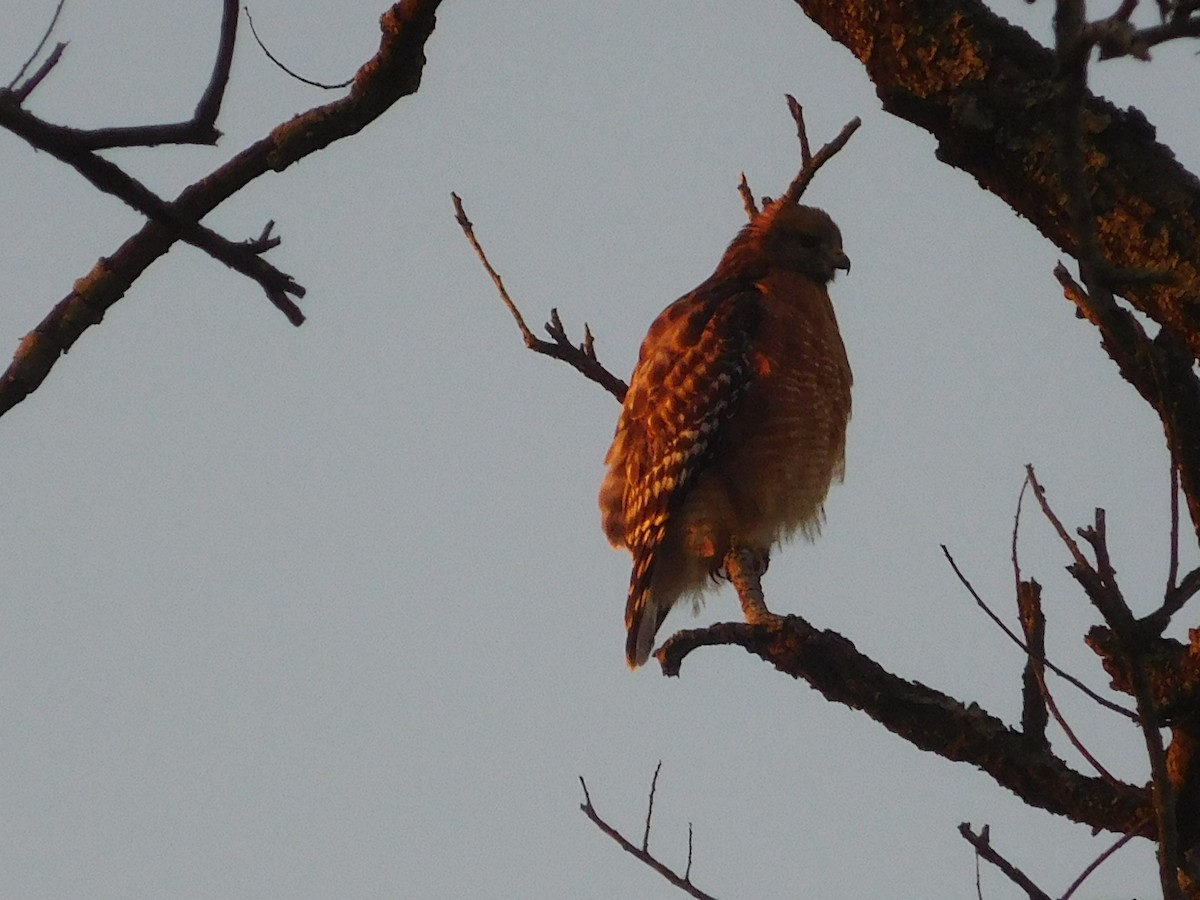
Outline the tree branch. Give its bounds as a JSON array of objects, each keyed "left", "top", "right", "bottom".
[
  {"left": 0, "top": 0, "right": 445, "bottom": 419},
  {"left": 451, "top": 192, "right": 629, "bottom": 402},
  {"left": 3, "top": 0, "right": 240, "bottom": 148},
  {"left": 656, "top": 613, "right": 1151, "bottom": 838},
  {"left": 6, "top": 0, "right": 66, "bottom": 95},
  {"left": 958, "top": 823, "right": 1052, "bottom": 900},
  {"left": 579, "top": 775, "right": 719, "bottom": 900},
  {"left": 787, "top": 0, "right": 1200, "bottom": 359},
  {"left": 0, "top": 103, "right": 304, "bottom": 321}
]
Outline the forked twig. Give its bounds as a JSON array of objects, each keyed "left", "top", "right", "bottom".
[
  {"left": 941, "top": 546, "right": 1123, "bottom": 783},
  {"left": 1024, "top": 460, "right": 1181, "bottom": 895},
  {"left": 958, "top": 823, "right": 1052, "bottom": 900},
  {"left": 451, "top": 192, "right": 629, "bottom": 402},
  {"left": 780, "top": 115, "right": 861, "bottom": 206},
  {"left": 940, "top": 544, "right": 1134, "bottom": 720},
  {"left": 5, "top": 0, "right": 66, "bottom": 92},
  {"left": 579, "top": 775, "right": 718, "bottom": 900}
]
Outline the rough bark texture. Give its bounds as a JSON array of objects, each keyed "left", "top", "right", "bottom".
[
  {"left": 660, "top": 616, "right": 1152, "bottom": 837},
  {"left": 791, "top": 0, "right": 1200, "bottom": 352}
]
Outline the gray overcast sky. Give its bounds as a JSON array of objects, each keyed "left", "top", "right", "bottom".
[{"left": 1, "top": 1, "right": 1194, "bottom": 897}]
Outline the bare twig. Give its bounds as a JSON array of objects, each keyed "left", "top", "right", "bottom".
[
  {"left": 941, "top": 545, "right": 1122, "bottom": 782},
  {"left": 1026, "top": 455, "right": 1181, "bottom": 896},
  {"left": 780, "top": 115, "right": 861, "bottom": 206},
  {"left": 8, "top": 42, "right": 66, "bottom": 104},
  {"left": 451, "top": 192, "right": 629, "bottom": 402},
  {"left": 244, "top": 5, "right": 355, "bottom": 90},
  {"left": 579, "top": 776, "right": 719, "bottom": 900},
  {"left": 940, "top": 543, "right": 1134, "bottom": 720},
  {"left": 685, "top": 822, "right": 694, "bottom": 883},
  {"left": 958, "top": 823, "right": 1052, "bottom": 900},
  {"left": 0, "top": 0, "right": 445, "bottom": 418},
  {"left": 737, "top": 171, "right": 758, "bottom": 221},
  {"left": 0, "top": 99, "right": 305, "bottom": 321},
  {"left": 6, "top": 0, "right": 66, "bottom": 91},
  {"left": 642, "top": 760, "right": 662, "bottom": 852},
  {"left": 785, "top": 94, "right": 812, "bottom": 167},
  {"left": 973, "top": 830, "right": 984, "bottom": 900},
  {"left": 1059, "top": 827, "right": 1139, "bottom": 900},
  {"left": 49, "top": 0, "right": 241, "bottom": 149}
]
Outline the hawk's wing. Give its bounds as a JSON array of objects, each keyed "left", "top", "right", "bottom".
[{"left": 600, "top": 278, "right": 764, "bottom": 665}]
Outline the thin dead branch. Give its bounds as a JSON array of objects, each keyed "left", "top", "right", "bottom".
[
  {"left": 6, "top": 0, "right": 66, "bottom": 93},
  {"left": 958, "top": 823, "right": 1052, "bottom": 900},
  {"left": 5, "top": 0, "right": 242, "bottom": 149},
  {"left": 244, "top": 5, "right": 355, "bottom": 90},
  {"left": 0, "top": 104, "right": 305, "bottom": 322},
  {"left": 1059, "top": 828, "right": 1139, "bottom": 900},
  {"left": 451, "top": 192, "right": 629, "bottom": 402},
  {"left": 642, "top": 760, "right": 662, "bottom": 852},
  {"left": 785, "top": 93, "right": 813, "bottom": 167},
  {"left": 0, "top": 0, "right": 445, "bottom": 419},
  {"left": 578, "top": 775, "right": 719, "bottom": 900},
  {"left": 1026, "top": 455, "right": 1182, "bottom": 895},
  {"left": 942, "top": 545, "right": 1122, "bottom": 782},
  {"left": 779, "top": 115, "right": 860, "bottom": 207},
  {"left": 941, "top": 542, "right": 1133, "bottom": 720},
  {"left": 8, "top": 42, "right": 66, "bottom": 103}
]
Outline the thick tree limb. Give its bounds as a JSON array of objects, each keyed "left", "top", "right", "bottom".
[
  {"left": 0, "top": 0, "right": 443, "bottom": 419},
  {"left": 657, "top": 614, "right": 1152, "bottom": 839},
  {"left": 788, "top": 0, "right": 1200, "bottom": 356}
]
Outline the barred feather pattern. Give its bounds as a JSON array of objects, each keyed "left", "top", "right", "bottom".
[
  {"left": 599, "top": 201, "right": 852, "bottom": 669},
  {"left": 601, "top": 290, "right": 763, "bottom": 666}
]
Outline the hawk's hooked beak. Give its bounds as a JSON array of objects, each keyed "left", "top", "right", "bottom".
[{"left": 833, "top": 250, "right": 851, "bottom": 274}]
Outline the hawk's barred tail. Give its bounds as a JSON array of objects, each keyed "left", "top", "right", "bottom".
[{"left": 624, "top": 550, "right": 661, "bottom": 668}]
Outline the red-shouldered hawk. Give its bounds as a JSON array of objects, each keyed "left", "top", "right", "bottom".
[{"left": 599, "top": 199, "right": 852, "bottom": 668}]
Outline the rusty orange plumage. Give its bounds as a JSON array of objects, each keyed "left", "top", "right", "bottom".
[{"left": 599, "top": 199, "right": 853, "bottom": 668}]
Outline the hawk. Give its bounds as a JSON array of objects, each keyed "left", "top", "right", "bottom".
[{"left": 599, "top": 198, "right": 853, "bottom": 668}]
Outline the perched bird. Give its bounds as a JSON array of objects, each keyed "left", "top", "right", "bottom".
[{"left": 599, "top": 198, "right": 853, "bottom": 668}]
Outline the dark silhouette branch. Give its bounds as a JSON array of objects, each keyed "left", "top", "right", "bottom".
[
  {"left": 958, "top": 823, "right": 1052, "bottom": 900},
  {"left": 578, "top": 774, "right": 719, "bottom": 900},
  {"left": 656, "top": 614, "right": 1151, "bottom": 837},
  {"left": 0, "top": 104, "right": 304, "bottom": 321},
  {"left": 0, "top": 0, "right": 445, "bottom": 420},
  {"left": 1026, "top": 460, "right": 1183, "bottom": 896},
  {"left": 6, "top": 0, "right": 66, "bottom": 96},
  {"left": 244, "top": 5, "right": 355, "bottom": 90},
  {"left": 451, "top": 192, "right": 630, "bottom": 402},
  {"left": 941, "top": 541, "right": 1133, "bottom": 720},
  {"left": 3, "top": 0, "right": 241, "bottom": 149}
]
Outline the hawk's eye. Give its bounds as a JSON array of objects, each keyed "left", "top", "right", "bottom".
[{"left": 794, "top": 234, "right": 820, "bottom": 248}]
